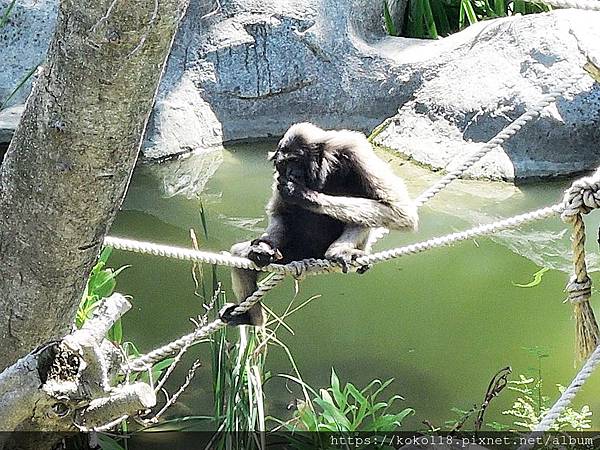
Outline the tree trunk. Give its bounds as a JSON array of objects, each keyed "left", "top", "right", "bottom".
[{"left": 0, "top": 0, "right": 189, "bottom": 372}]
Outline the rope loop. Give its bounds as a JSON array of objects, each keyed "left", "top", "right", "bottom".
[
  {"left": 561, "top": 168, "right": 600, "bottom": 222},
  {"left": 566, "top": 275, "right": 592, "bottom": 304}
]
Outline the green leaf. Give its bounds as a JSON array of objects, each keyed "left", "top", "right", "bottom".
[
  {"left": 383, "top": 0, "right": 399, "bottom": 36},
  {"left": 493, "top": 0, "right": 506, "bottom": 15},
  {"left": 99, "top": 246, "right": 113, "bottom": 264},
  {"left": 91, "top": 271, "right": 117, "bottom": 298},
  {"left": 330, "top": 369, "right": 346, "bottom": 411},
  {"left": 297, "top": 403, "right": 319, "bottom": 431},
  {"left": 422, "top": 0, "right": 439, "bottom": 38},
  {"left": 459, "top": 0, "right": 478, "bottom": 27},
  {"left": 513, "top": 267, "right": 549, "bottom": 288},
  {"left": 98, "top": 435, "right": 125, "bottom": 450},
  {"left": 371, "top": 378, "right": 394, "bottom": 399},
  {"left": 138, "top": 358, "right": 175, "bottom": 385},
  {"left": 315, "top": 390, "right": 352, "bottom": 431},
  {"left": 429, "top": 0, "right": 451, "bottom": 35},
  {"left": 107, "top": 319, "right": 123, "bottom": 344}
]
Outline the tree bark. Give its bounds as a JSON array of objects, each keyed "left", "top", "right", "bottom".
[{"left": 0, "top": 0, "right": 189, "bottom": 372}]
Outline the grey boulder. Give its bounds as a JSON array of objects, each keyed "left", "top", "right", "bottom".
[
  {"left": 1, "top": 0, "right": 599, "bottom": 180},
  {"left": 372, "top": 10, "right": 600, "bottom": 181}
]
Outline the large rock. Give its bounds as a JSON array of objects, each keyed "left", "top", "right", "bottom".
[
  {"left": 143, "top": 0, "right": 421, "bottom": 158},
  {"left": 1, "top": 0, "right": 599, "bottom": 179},
  {"left": 373, "top": 10, "right": 600, "bottom": 181}
]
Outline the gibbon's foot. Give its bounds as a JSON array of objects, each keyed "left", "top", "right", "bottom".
[
  {"left": 219, "top": 303, "right": 254, "bottom": 326},
  {"left": 247, "top": 240, "right": 283, "bottom": 267},
  {"left": 325, "top": 248, "right": 369, "bottom": 274}
]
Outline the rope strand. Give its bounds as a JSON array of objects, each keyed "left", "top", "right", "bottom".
[{"left": 415, "top": 72, "right": 586, "bottom": 207}]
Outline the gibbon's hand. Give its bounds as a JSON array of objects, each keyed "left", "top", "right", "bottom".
[
  {"left": 247, "top": 239, "right": 283, "bottom": 267},
  {"left": 277, "top": 179, "right": 312, "bottom": 203},
  {"left": 325, "top": 246, "right": 371, "bottom": 274}
]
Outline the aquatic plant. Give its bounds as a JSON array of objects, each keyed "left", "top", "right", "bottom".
[
  {"left": 272, "top": 369, "right": 414, "bottom": 432},
  {"left": 501, "top": 375, "right": 592, "bottom": 431},
  {"left": 77, "top": 247, "right": 129, "bottom": 342}
]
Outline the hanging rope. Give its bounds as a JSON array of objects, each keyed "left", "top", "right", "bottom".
[
  {"left": 125, "top": 273, "right": 286, "bottom": 371},
  {"left": 561, "top": 169, "right": 600, "bottom": 358}
]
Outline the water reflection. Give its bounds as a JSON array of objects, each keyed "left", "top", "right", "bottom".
[{"left": 109, "top": 143, "right": 600, "bottom": 429}]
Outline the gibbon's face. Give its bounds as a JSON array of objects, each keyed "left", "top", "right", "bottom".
[{"left": 269, "top": 136, "right": 319, "bottom": 185}]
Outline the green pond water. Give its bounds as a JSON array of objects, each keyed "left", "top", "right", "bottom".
[{"left": 108, "top": 142, "right": 600, "bottom": 430}]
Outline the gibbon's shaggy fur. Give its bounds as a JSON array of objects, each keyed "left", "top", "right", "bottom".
[{"left": 220, "top": 123, "right": 418, "bottom": 326}]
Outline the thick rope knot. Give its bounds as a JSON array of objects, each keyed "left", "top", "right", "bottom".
[
  {"left": 566, "top": 275, "right": 592, "bottom": 304},
  {"left": 561, "top": 168, "right": 600, "bottom": 222}
]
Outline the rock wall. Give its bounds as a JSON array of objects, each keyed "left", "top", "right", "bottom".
[{"left": 1, "top": 0, "right": 599, "bottom": 179}]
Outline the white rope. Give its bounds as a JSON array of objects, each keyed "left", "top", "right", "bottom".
[
  {"left": 358, "top": 204, "right": 563, "bottom": 265},
  {"left": 125, "top": 274, "right": 285, "bottom": 370},
  {"left": 415, "top": 72, "right": 586, "bottom": 207},
  {"left": 105, "top": 203, "right": 564, "bottom": 276},
  {"left": 534, "top": 344, "right": 600, "bottom": 432},
  {"left": 561, "top": 167, "right": 600, "bottom": 219},
  {"left": 126, "top": 319, "right": 227, "bottom": 371}
]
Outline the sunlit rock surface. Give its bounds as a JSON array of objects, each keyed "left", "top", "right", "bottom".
[
  {"left": 0, "top": 0, "right": 598, "bottom": 178},
  {"left": 374, "top": 10, "right": 600, "bottom": 181}
]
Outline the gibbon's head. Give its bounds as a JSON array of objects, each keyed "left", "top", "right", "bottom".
[{"left": 269, "top": 123, "right": 329, "bottom": 187}]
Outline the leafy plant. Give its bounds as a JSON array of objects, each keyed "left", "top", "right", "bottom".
[
  {"left": 278, "top": 369, "right": 414, "bottom": 432},
  {"left": 502, "top": 375, "right": 592, "bottom": 431},
  {"left": 384, "top": 0, "right": 551, "bottom": 39},
  {"left": 501, "top": 348, "right": 591, "bottom": 431},
  {"left": 77, "top": 247, "right": 129, "bottom": 342}
]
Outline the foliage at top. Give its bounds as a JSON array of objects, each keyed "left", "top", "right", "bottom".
[{"left": 384, "top": 0, "right": 551, "bottom": 39}]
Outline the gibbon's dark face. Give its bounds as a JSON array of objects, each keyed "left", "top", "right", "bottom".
[{"left": 269, "top": 133, "right": 321, "bottom": 186}]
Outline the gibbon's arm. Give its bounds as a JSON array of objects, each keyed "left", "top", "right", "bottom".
[
  {"left": 254, "top": 191, "right": 288, "bottom": 249},
  {"left": 279, "top": 182, "right": 418, "bottom": 230}
]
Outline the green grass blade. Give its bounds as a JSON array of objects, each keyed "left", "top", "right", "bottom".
[
  {"left": 0, "top": 63, "right": 39, "bottom": 111},
  {"left": 460, "top": 0, "right": 478, "bottom": 27},
  {"left": 429, "top": 0, "right": 451, "bottom": 35},
  {"left": 493, "top": 0, "right": 506, "bottom": 16},
  {"left": 422, "top": 0, "right": 439, "bottom": 38},
  {"left": 0, "top": 0, "right": 16, "bottom": 30},
  {"left": 383, "top": 1, "right": 399, "bottom": 36},
  {"left": 513, "top": 0, "right": 526, "bottom": 13},
  {"left": 407, "top": 0, "right": 426, "bottom": 37}
]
